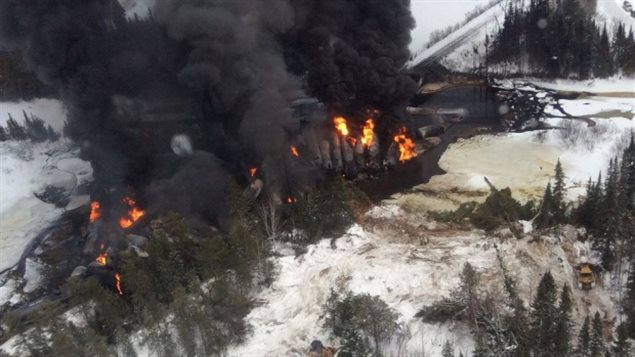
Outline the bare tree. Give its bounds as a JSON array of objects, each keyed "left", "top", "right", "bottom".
[{"left": 260, "top": 197, "right": 283, "bottom": 241}]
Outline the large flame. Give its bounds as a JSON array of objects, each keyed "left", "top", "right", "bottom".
[
  {"left": 333, "top": 116, "right": 350, "bottom": 136},
  {"left": 290, "top": 145, "right": 300, "bottom": 157},
  {"left": 114, "top": 273, "right": 124, "bottom": 296},
  {"left": 89, "top": 201, "right": 101, "bottom": 223},
  {"left": 96, "top": 252, "right": 108, "bottom": 266},
  {"left": 393, "top": 127, "right": 417, "bottom": 162},
  {"left": 119, "top": 197, "right": 145, "bottom": 229},
  {"left": 361, "top": 119, "right": 375, "bottom": 149}
]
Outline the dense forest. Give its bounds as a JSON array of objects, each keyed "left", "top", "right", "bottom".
[{"left": 488, "top": 0, "right": 635, "bottom": 77}]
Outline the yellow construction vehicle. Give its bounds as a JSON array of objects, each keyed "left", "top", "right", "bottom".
[{"left": 577, "top": 263, "right": 596, "bottom": 290}]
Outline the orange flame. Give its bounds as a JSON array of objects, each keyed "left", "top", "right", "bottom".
[
  {"left": 361, "top": 119, "right": 375, "bottom": 149},
  {"left": 286, "top": 196, "right": 297, "bottom": 204},
  {"left": 89, "top": 201, "right": 101, "bottom": 223},
  {"left": 114, "top": 273, "right": 124, "bottom": 296},
  {"left": 333, "top": 116, "right": 350, "bottom": 136},
  {"left": 290, "top": 145, "right": 300, "bottom": 157},
  {"left": 249, "top": 167, "right": 257, "bottom": 177},
  {"left": 393, "top": 127, "right": 417, "bottom": 162},
  {"left": 119, "top": 197, "right": 145, "bottom": 229},
  {"left": 96, "top": 252, "right": 108, "bottom": 266}
]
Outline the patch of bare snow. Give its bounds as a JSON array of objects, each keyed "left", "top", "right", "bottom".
[
  {"left": 23, "top": 258, "right": 44, "bottom": 294},
  {"left": 529, "top": 78, "right": 635, "bottom": 95},
  {"left": 0, "top": 279, "right": 17, "bottom": 306},
  {"left": 1, "top": 140, "right": 92, "bottom": 272},
  {"left": 596, "top": 0, "right": 635, "bottom": 30}
]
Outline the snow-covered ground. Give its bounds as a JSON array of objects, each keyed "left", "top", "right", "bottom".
[
  {"left": 409, "top": 0, "right": 493, "bottom": 54},
  {"left": 1, "top": 99, "right": 92, "bottom": 277},
  {"left": 597, "top": 0, "right": 635, "bottom": 30},
  {"left": 0, "top": 140, "right": 92, "bottom": 273},
  {"left": 229, "top": 206, "right": 613, "bottom": 356},
  {"left": 526, "top": 77, "right": 635, "bottom": 95},
  {"left": 408, "top": 0, "right": 505, "bottom": 68}
]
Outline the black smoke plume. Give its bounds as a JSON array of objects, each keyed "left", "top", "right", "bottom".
[
  {"left": 0, "top": 0, "right": 416, "bottom": 228},
  {"left": 284, "top": 0, "right": 417, "bottom": 122}
]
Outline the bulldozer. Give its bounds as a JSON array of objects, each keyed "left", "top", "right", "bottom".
[{"left": 576, "top": 263, "right": 596, "bottom": 290}]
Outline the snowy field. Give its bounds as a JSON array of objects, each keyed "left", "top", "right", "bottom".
[
  {"left": 597, "top": 0, "right": 635, "bottom": 30},
  {"left": 1, "top": 98, "right": 92, "bottom": 276},
  {"left": 229, "top": 207, "right": 613, "bottom": 356},
  {"left": 409, "top": 0, "right": 492, "bottom": 53},
  {"left": 0, "top": 140, "right": 92, "bottom": 273}
]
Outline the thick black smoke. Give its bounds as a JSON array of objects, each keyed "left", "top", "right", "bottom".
[
  {"left": 0, "top": 0, "right": 416, "bottom": 226},
  {"left": 284, "top": 0, "right": 417, "bottom": 122}
]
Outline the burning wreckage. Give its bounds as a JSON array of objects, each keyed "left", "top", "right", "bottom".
[{"left": 0, "top": 0, "right": 458, "bottom": 300}]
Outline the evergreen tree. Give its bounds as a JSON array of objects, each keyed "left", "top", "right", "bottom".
[
  {"left": 46, "top": 125, "right": 60, "bottom": 141},
  {"left": 613, "top": 24, "right": 627, "bottom": 70},
  {"left": 624, "top": 29, "right": 635, "bottom": 75},
  {"left": 6, "top": 114, "right": 26, "bottom": 140},
  {"left": 554, "top": 285, "right": 573, "bottom": 357},
  {"left": 594, "top": 26, "right": 614, "bottom": 78},
  {"left": 23, "top": 111, "right": 48, "bottom": 143},
  {"left": 612, "top": 323, "right": 632, "bottom": 357},
  {"left": 625, "top": 265, "right": 635, "bottom": 338},
  {"left": 498, "top": 252, "right": 530, "bottom": 357},
  {"left": 0, "top": 125, "right": 6, "bottom": 141},
  {"left": 590, "top": 312, "right": 604, "bottom": 357},
  {"left": 443, "top": 340, "right": 456, "bottom": 357},
  {"left": 577, "top": 316, "right": 591, "bottom": 357},
  {"left": 619, "top": 135, "right": 635, "bottom": 211},
  {"left": 595, "top": 159, "right": 622, "bottom": 270},
  {"left": 529, "top": 272, "right": 559, "bottom": 356},
  {"left": 553, "top": 159, "right": 567, "bottom": 221},
  {"left": 537, "top": 182, "right": 554, "bottom": 228}
]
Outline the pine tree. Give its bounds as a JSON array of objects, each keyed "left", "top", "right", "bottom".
[
  {"left": 0, "top": 125, "right": 6, "bottom": 141},
  {"left": 46, "top": 125, "right": 60, "bottom": 141},
  {"left": 553, "top": 159, "right": 567, "bottom": 222},
  {"left": 537, "top": 182, "right": 554, "bottom": 228},
  {"left": 590, "top": 312, "right": 604, "bottom": 357},
  {"left": 624, "top": 29, "right": 635, "bottom": 75},
  {"left": 6, "top": 114, "right": 26, "bottom": 140},
  {"left": 577, "top": 316, "right": 591, "bottom": 357},
  {"left": 443, "top": 340, "right": 456, "bottom": 357},
  {"left": 554, "top": 285, "right": 573, "bottom": 357},
  {"left": 23, "top": 111, "right": 48, "bottom": 143},
  {"left": 612, "top": 323, "right": 632, "bottom": 357},
  {"left": 613, "top": 24, "right": 627, "bottom": 70},
  {"left": 530, "top": 272, "right": 559, "bottom": 356},
  {"left": 595, "top": 159, "right": 621, "bottom": 270},
  {"left": 499, "top": 253, "right": 530, "bottom": 357},
  {"left": 594, "top": 25, "right": 614, "bottom": 78},
  {"left": 625, "top": 265, "right": 635, "bottom": 339}
]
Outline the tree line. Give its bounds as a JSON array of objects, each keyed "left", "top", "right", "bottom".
[
  {"left": 489, "top": 0, "right": 635, "bottom": 78},
  {"left": 0, "top": 111, "right": 59, "bottom": 143},
  {"left": 420, "top": 261, "right": 631, "bottom": 357}
]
